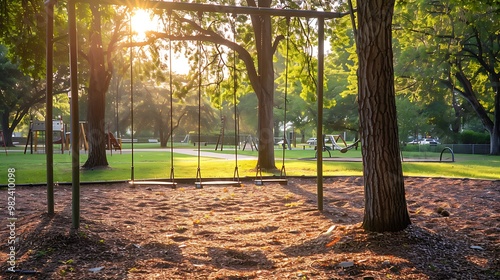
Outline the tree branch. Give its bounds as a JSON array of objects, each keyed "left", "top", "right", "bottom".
[
  {"left": 147, "top": 25, "right": 261, "bottom": 96},
  {"left": 454, "top": 67, "right": 494, "bottom": 132},
  {"left": 272, "top": 34, "right": 285, "bottom": 55}
]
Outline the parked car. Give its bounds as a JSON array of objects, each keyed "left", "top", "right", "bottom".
[
  {"left": 408, "top": 139, "right": 419, "bottom": 145},
  {"left": 420, "top": 138, "right": 440, "bottom": 145},
  {"left": 306, "top": 138, "right": 317, "bottom": 145},
  {"left": 306, "top": 136, "right": 336, "bottom": 145}
]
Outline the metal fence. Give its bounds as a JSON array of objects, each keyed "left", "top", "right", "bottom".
[
  {"left": 402, "top": 143, "right": 491, "bottom": 155},
  {"left": 444, "top": 144, "right": 490, "bottom": 155}
]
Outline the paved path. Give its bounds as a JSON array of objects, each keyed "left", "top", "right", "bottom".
[
  {"left": 169, "top": 149, "right": 257, "bottom": 160},
  {"left": 9, "top": 148, "right": 258, "bottom": 160},
  {"left": 120, "top": 148, "right": 258, "bottom": 160}
]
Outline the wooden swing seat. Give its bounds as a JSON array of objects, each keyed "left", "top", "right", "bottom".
[
  {"left": 254, "top": 179, "right": 288, "bottom": 186},
  {"left": 194, "top": 180, "right": 241, "bottom": 189},
  {"left": 129, "top": 180, "right": 177, "bottom": 187}
]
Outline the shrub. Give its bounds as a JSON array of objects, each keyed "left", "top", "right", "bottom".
[{"left": 460, "top": 130, "right": 490, "bottom": 144}]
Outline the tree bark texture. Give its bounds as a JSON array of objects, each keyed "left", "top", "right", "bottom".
[
  {"left": 83, "top": 4, "right": 110, "bottom": 168},
  {"left": 0, "top": 111, "right": 13, "bottom": 146},
  {"left": 356, "top": 0, "right": 411, "bottom": 232},
  {"left": 251, "top": 1, "right": 276, "bottom": 170},
  {"left": 493, "top": 76, "right": 500, "bottom": 155}
]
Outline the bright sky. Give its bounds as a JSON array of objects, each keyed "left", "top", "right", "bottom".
[
  {"left": 130, "top": 9, "right": 329, "bottom": 76},
  {"left": 131, "top": 9, "right": 191, "bottom": 75}
]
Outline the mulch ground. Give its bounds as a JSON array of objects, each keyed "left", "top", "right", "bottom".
[{"left": 0, "top": 177, "right": 499, "bottom": 279}]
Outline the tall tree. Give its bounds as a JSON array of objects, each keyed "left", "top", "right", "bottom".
[
  {"left": 131, "top": 78, "right": 217, "bottom": 147},
  {"left": 355, "top": 0, "right": 411, "bottom": 232},
  {"left": 394, "top": 1, "right": 500, "bottom": 154},
  {"left": 0, "top": 45, "right": 42, "bottom": 146},
  {"left": 395, "top": 96, "right": 429, "bottom": 143},
  {"left": 0, "top": 1, "right": 69, "bottom": 147},
  {"left": 80, "top": 4, "right": 126, "bottom": 168},
  {"left": 146, "top": 1, "right": 349, "bottom": 170},
  {"left": 3, "top": 0, "right": 348, "bottom": 170},
  {"left": 0, "top": 0, "right": 46, "bottom": 78},
  {"left": 0, "top": 1, "right": 129, "bottom": 168}
]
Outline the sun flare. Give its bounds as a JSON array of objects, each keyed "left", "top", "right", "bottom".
[
  {"left": 129, "top": 9, "right": 191, "bottom": 75},
  {"left": 130, "top": 9, "right": 155, "bottom": 41}
]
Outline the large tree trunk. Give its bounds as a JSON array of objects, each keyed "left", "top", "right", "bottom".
[
  {"left": 0, "top": 111, "right": 13, "bottom": 146},
  {"left": 159, "top": 118, "right": 168, "bottom": 148},
  {"left": 490, "top": 74, "right": 500, "bottom": 155},
  {"left": 252, "top": 0, "right": 276, "bottom": 170},
  {"left": 356, "top": 0, "right": 411, "bottom": 232},
  {"left": 82, "top": 4, "right": 110, "bottom": 169},
  {"left": 257, "top": 88, "right": 276, "bottom": 170}
]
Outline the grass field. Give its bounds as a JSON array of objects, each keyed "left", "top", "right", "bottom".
[{"left": 0, "top": 143, "right": 499, "bottom": 185}]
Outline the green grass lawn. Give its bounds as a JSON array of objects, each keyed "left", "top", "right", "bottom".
[{"left": 0, "top": 144, "right": 499, "bottom": 185}]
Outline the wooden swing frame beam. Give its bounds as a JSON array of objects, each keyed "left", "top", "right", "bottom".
[{"left": 53, "top": 0, "right": 342, "bottom": 229}]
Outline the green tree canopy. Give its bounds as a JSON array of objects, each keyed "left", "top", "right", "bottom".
[{"left": 394, "top": 0, "right": 500, "bottom": 154}]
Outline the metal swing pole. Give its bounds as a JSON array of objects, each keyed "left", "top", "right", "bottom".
[
  {"left": 316, "top": 17, "right": 325, "bottom": 211},
  {"left": 68, "top": 0, "right": 80, "bottom": 229},
  {"left": 195, "top": 14, "right": 203, "bottom": 187},
  {"left": 82, "top": 0, "right": 346, "bottom": 19},
  {"left": 130, "top": 11, "right": 135, "bottom": 183},
  {"left": 232, "top": 14, "right": 240, "bottom": 182},
  {"left": 45, "top": 0, "right": 56, "bottom": 215},
  {"left": 280, "top": 17, "right": 291, "bottom": 178},
  {"left": 168, "top": 12, "right": 175, "bottom": 184}
]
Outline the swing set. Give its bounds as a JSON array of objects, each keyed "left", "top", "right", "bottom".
[
  {"left": 128, "top": 9, "right": 177, "bottom": 187},
  {"left": 130, "top": 9, "right": 295, "bottom": 188},
  {"left": 255, "top": 16, "right": 292, "bottom": 186},
  {"left": 315, "top": 134, "right": 360, "bottom": 158},
  {"left": 194, "top": 14, "right": 242, "bottom": 188},
  {"left": 48, "top": 0, "right": 347, "bottom": 228}
]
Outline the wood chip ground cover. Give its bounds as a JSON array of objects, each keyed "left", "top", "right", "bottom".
[{"left": 0, "top": 177, "right": 498, "bottom": 279}]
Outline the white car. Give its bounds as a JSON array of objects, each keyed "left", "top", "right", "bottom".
[
  {"left": 420, "top": 138, "right": 440, "bottom": 145},
  {"left": 306, "top": 138, "right": 317, "bottom": 145}
]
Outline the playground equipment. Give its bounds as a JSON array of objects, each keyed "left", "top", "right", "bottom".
[
  {"left": 64, "top": 121, "right": 89, "bottom": 152},
  {"left": 105, "top": 131, "right": 122, "bottom": 154},
  {"left": 315, "top": 134, "right": 360, "bottom": 158},
  {"left": 255, "top": 18, "right": 292, "bottom": 186},
  {"left": 129, "top": 12, "right": 176, "bottom": 187},
  {"left": 400, "top": 147, "right": 455, "bottom": 162},
  {"left": 24, "top": 119, "right": 65, "bottom": 154},
  {"left": 242, "top": 135, "right": 258, "bottom": 151},
  {"left": 194, "top": 15, "right": 241, "bottom": 188},
  {"left": 59, "top": 0, "right": 337, "bottom": 228},
  {"left": 439, "top": 147, "right": 455, "bottom": 162},
  {"left": 180, "top": 134, "right": 190, "bottom": 144},
  {"left": 214, "top": 116, "right": 226, "bottom": 151}
]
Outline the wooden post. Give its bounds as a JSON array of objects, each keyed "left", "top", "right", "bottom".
[
  {"left": 68, "top": 0, "right": 80, "bottom": 229},
  {"left": 45, "top": 0, "right": 56, "bottom": 215},
  {"left": 316, "top": 17, "right": 325, "bottom": 211}
]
